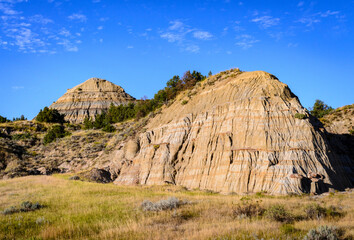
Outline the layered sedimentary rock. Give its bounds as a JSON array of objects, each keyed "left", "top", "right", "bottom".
[
  {"left": 110, "top": 70, "right": 352, "bottom": 194},
  {"left": 50, "top": 78, "right": 135, "bottom": 123},
  {"left": 322, "top": 104, "right": 354, "bottom": 135}
]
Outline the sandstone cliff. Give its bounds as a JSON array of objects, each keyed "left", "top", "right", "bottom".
[
  {"left": 108, "top": 70, "right": 352, "bottom": 194},
  {"left": 50, "top": 78, "right": 135, "bottom": 123}
]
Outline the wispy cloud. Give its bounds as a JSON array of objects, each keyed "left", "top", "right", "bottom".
[
  {"left": 29, "top": 14, "right": 53, "bottom": 24},
  {"left": 68, "top": 13, "right": 87, "bottom": 22},
  {"left": 193, "top": 31, "right": 213, "bottom": 40},
  {"left": 297, "top": 10, "right": 341, "bottom": 27},
  {"left": 168, "top": 20, "right": 184, "bottom": 31},
  {"left": 160, "top": 32, "right": 183, "bottom": 42},
  {"left": 159, "top": 20, "right": 213, "bottom": 53},
  {"left": 0, "top": 2, "right": 21, "bottom": 15},
  {"left": 0, "top": 1, "right": 86, "bottom": 53},
  {"left": 251, "top": 15, "right": 280, "bottom": 28},
  {"left": 184, "top": 44, "right": 199, "bottom": 53},
  {"left": 235, "top": 34, "right": 259, "bottom": 49},
  {"left": 12, "top": 86, "right": 24, "bottom": 90},
  {"left": 57, "top": 39, "right": 78, "bottom": 52}
]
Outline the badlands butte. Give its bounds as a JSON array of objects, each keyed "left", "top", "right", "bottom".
[{"left": 0, "top": 69, "right": 353, "bottom": 195}]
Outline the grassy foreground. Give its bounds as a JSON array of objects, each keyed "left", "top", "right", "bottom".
[{"left": 0, "top": 175, "right": 353, "bottom": 240}]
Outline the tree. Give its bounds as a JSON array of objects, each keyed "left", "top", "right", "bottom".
[
  {"left": 43, "top": 125, "right": 69, "bottom": 144},
  {"left": 166, "top": 75, "right": 181, "bottom": 89},
  {"left": 36, "top": 107, "right": 65, "bottom": 123},
  {"left": 208, "top": 71, "right": 212, "bottom": 76},
  {"left": 0, "top": 115, "right": 9, "bottom": 123},
  {"left": 310, "top": 100, "right": 333, "bottom": 118}
]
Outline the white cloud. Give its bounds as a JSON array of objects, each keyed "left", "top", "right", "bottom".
[
  {"left": 251, "top": 16, "right": 280, "bottom": 28},
  {"left": 12, "top": 86, "right": 24, "bottom": 90},
  {"left": 320, "top": 10, "right": 339, "bottom": 17},
  {"left": 169, "top": 20, "right": 184, "bottom": 31},
  {"left": 193, "top": 31, "right": 212, "bottom": 40},
  {"left": 0, "top": 3, "right": 20, "bottom": 15},
  {"left": 97, "top": 26, "right": 103, "bottom": 30},
  {"left": 68, "top": 13, "right": 87, "bottom": 22},
  {"left": 235, "top": 34, "right": 259, "bottom": 49},
  {"left": 127, "top": 45, "right": 134, "bottom": 49},
  {"left": 57, "top": 39, "right": 78, "bottom": 52},
  {"left": 297, "top": 1, "right": 304, "bottom": 7},
  {"left": 29, "top": 14, "right": 53, "bottom": 24},
  {"left": 160, "top": 32, "right": 183, "bottom": 43},
  {"left": 184, "top": 44, "right": 199, "bottom": 53},
  {"left": 288, "top": 43, "right": 298, "bottom": 47},
  {"left": 59, "top": 28, "right": 71, "bottom": 37},
  {"left": 297, "top": 17, "right": 320, "bottom": 27}
]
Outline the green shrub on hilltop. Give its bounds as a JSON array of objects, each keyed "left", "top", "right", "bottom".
[
  {"left": 0, "top": 115, "right": 9, "bottom": 123},
  {"left": 310, "top": 100, "right": 333, "bottom": 118},
  {"left": 36, "top": 107, "right": 65, "bottom": 123}
]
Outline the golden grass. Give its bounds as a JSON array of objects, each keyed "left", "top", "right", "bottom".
[{"left": 0, "top": 175, "right": 353, "bottom": 240}]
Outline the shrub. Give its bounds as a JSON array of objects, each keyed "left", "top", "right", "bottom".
[
  {"left": 2, "top": 201, "right": 43, "bottom": 215},
  {"left": 43, "top": 125, "right": 69, "bottom": 144},
  {"left": 36, "top": 217, "right": 48, "bottom": 225},
  {"left": 21, "top": 201, "right": 42, "bottom": 211},
  {"left": 304, "top": 204, "right": 327, "bottom": 220},
  {"left": 0, "top": 115, "right": 9, "bottom": 123},
  {"left": 69, "top": 175, "right": 80, "bottom": 180},
  {"left": 11, "top": 132, "right": 32, "bottom": 141},
  {"left": 233, "top": 202, "right": 264, "bottom": 219},
  {"left": 36, "top": 107, "right": 65, "bottom": 123},
  {"left": 102, "top": 124, "right": 115, "bottom": 132},
  {"left": 2, "top": 206, "right": 18, "bottom": 215},
  {"left": 280, "top": 224, "right": 297, "bottom": 235},
  {"left": 153, "top": 144, "right": 160, "bottom": 150},
  {"left": 303, "top": 225, "right": 341, "bottom": 240},
  {"left": 83, "top": 116, "right": 94, "bottom": 129},
  {"left": 310, "top": 100, "right": 334, "bottom": 118},
  {"left": 304, "top": 204, "right": 342, "bottom": 220},
  {"left": 295, "top": 113, "right": 306, "bottom": 119},
  {"left": 141, "top": 197, "right": 188, "bottom": 212},
  {"left": 265, "top": 204, "right": 293, "bottom": 222},
  {"left": 181, "top": 100, "right": 188, "bottom": 105}
]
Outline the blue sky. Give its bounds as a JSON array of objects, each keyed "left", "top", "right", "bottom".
[{"left": 0, "top": 0, "right": 353, "bottom": 119}]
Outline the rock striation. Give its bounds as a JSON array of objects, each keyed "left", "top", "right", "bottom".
[
  {"left": 109, "top": 69, "right": 353, "bottom": 195},
  {"left": 50, "top": 78, "right": 135, "bottom": 123}
]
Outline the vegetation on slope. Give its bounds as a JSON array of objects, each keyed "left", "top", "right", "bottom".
[
  {"left": 36, "top": 107, "right": 66, "bottom": 124},
  {"left": 310, "top": 99, "right": 334, "bottom": 119},
  {"left": 83, "top": 70, "right": 206, "bottom": 131},
  {"left": 0, "top": 175, "right": 353, "bottom": 239}
]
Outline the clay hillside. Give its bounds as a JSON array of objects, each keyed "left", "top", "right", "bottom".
[
  {"left": 0, "top": 69, "right": 353, "bottom": 195},
  {"left": 50, "top": 78, "right": 135, "bottom": 123},
  {"left": 321, "top": 104, "right": 354, "bottom": 135}
]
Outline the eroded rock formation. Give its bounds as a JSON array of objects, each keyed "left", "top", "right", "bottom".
[
  {"left": 109, "top": 70, "right": 353, "bottom": 194},
  {"left": 50, "top": 78, "right": 135, "bottom": 123}
]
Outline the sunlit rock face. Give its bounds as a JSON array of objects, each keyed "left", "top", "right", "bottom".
[
  {"left": 110, "top": 70, "right": 352, "bottom": 195},
  {"left": 50, "top": 78, "right": 135, "bottom": 123}
]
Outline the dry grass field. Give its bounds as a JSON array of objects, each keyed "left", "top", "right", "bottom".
[{"left": 0, "top": 175, "right": 353, "bottom": 240}]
